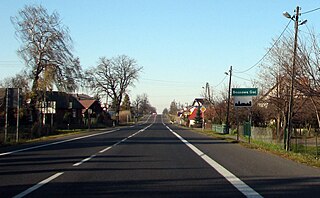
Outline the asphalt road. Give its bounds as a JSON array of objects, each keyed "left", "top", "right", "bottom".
[{"left": 1, "top": 115, "right": 320, "bottom": 197}]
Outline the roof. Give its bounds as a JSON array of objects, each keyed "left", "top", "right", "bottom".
[
  {"left": 188, "top": 107, "right": 202, "bottom": 120},
  {"left": 73, "top": 93, "right": 94, "bottom": 100},
  {"left": 191, "top": 98, "right": 205, "bottom": 107},
  {"left": 43, "top": 91, "right": 84, "bottom": 109}
]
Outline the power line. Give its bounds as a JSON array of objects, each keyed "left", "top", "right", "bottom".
[
  {"left": 214, "top": 75, "right": 227, "bottom": 87},
  {"left": 233, "top": 75, "right": 252, "bottom": 82},
  {"left": 234, "top": 20, "right": 292, "bottom": 74},
  {"left": 301, "top": 7, "right": 320, "bottom": 15},
  {"left": 141, "top": 78, "right": 202, "bottom": 84}
]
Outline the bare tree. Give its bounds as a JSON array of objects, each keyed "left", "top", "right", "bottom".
[
  {"left": 132, "top": 94, "right": 142, "bottom": 116},
  {"left": 139, "top": 93, "right": 155, "bottom": 114},
  {"left": 0, "top": 71, "right": 30, "bottom": 93},
  {"left": 11, "top": 5, "right": 82, "bottom": 122},
  {"left": 257, "top": 37, "right": 292, "bottom": 141},
  {"left": 86, "top": 55, "right": 142, "bottom": 124},
  {"left": 258, "top": 28, "right": 320, "bottom": 148},
  {"left": 295, "top": 28, "right": 320, "bottom": 129}
]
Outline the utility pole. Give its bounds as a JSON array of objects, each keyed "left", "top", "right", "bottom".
[
  {"left": 16, "top": 88, "right": 20, "bottom": 142},
  {"left": 4, "top": 88, "right": 9, "bottom": 143},
  {"left": 286, "top": 6, "right": 300, "bottom": 151},
  {"left": 225, "top": 66, "right": 232, "bottom": 134}
]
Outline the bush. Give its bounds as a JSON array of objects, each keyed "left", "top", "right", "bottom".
[
  {"left": 119, "top": 110, "right": 131, "bottom": 123},
  {"left": 31, "top": 122, "right": 41, "bottom": 138}
]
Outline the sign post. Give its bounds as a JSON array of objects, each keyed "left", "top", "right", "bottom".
[
  {"left": 200, "top": 106, "right": 206, "bottom": 131},
  {"left": 232, "top": 88, "right": 258, "bottom": 142}
]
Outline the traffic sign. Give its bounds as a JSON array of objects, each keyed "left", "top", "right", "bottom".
[
  {"left": 234, "top": 96, "right": 252, "bottom": 107},
  {"left": 200, "top": 106, "right": 206, "bottom": 112},
  {"left": 232, "top": 88, "right": 258, "bottom": 96}
]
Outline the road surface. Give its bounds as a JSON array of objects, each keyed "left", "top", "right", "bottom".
[{"left": 1, "top": 115, "right": 320, "bottom": 197}]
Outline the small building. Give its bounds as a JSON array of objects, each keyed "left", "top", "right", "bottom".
[
  {"left": 39, "top": 91, "right": 84, "bottom": 128},
  {"left": 188, "top": 98, "right": 204, "bottom": 127}
]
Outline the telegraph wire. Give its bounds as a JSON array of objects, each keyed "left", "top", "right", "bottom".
[
  {"left": 233, "top": 75, "right": 252, "bottom": 82},
  {"left": 141, "top": 78, "right": 203, "bottom": 85},
  {"left": 214, "top": 75, "right": 227, "bottom": 88},
  {"left": 301, "top": 7, "right": 320, "bottom": 15},
  {"left": 233, "top": 20, "right": 292, "bottom": 74}
]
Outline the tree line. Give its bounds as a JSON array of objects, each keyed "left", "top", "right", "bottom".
[{"left": 0, "top": 5, "right": 155, "bottom": 130}]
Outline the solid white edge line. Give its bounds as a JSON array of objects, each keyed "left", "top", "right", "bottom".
[
  {"left": 0, "top": 129, "right": 120, "bottom": 157},
  {"left": 167, "top": 125, "right": 262, "bottom": 198},
  {"left": 13, "top": 172, "right": 64, "bottom": 198}
]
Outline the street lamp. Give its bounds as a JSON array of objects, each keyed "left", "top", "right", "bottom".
[{"left": 283, "top": 6, "right": 307, "bottom": 151}]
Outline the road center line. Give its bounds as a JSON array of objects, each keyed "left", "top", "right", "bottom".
[
  {"left": 73, "top": 124, "right": 153, "bottom": 167},
  {"left": 13, "top": 172, "right": 64, "bottom": 198},
  {"left": 165, "top": 124, "right": 263, "bottom": 198},
  {"left": 12, "top": 122, "right": 155, "bottom": 197}
]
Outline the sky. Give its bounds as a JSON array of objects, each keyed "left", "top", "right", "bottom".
[{"left": 1, "top": 0, "right": 320, "bottom": 112}]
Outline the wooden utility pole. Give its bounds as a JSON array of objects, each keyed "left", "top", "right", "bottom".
[
  {"left": 286, "top": 6, "right": 300, "bottom": 151},
  {"left": 226, "top": 66, "right": 232, "bottom": 134},
  {"left": 4, "top": 88, "right": 9, "bottom": 143},
  {"left": 16, "top": 88, "right": 20, "bottom": 142}
]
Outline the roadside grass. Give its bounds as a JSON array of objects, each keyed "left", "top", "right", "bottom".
[
  {"left": 25, "top": 129, "right": 86, "bottom": 143},
  {"left": 1, "top": 117, "right": 145, "bottom": 147},
  {"left": 188, "top": 127, "right": 320, "bottom": 168},
  {"left": 0, "top": 129, "right": 86, "bottom": 147}
]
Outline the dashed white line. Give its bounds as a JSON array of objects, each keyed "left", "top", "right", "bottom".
[
  {"left": 12, "top": 123, "right": 155, "bottom": 197},
  {"left": 72, "top": 124, "right": 153, "bottom": 167},
  {"left": 13, "top": 172, "right": 64, "bottom": 198},
  {"left": 73, "top": 154, "right": 97, "bottom": 167},
  {"left": 99, "top": 146, "right": 112, "bottom": 153}
]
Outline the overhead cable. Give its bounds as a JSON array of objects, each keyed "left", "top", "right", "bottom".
[
  {"left": 301, "top": 7, "right": 320, "bottom": 15},
  {"left": 234, "top": 20, "right": 292, "bottom": 74}
]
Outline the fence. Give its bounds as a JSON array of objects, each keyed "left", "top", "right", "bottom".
[
  {"left": 212, "top": 123, "right": 319, "bottom": 157},
  {"left": 212, "top": 124, "right": 227, "bottom": 134}
]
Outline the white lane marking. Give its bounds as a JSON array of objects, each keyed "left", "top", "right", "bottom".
[
  {"left": 99, "top": 146, "right": 112, "bottom": 153},
  {"left": 13, "top": 125, "right": 154, "bottom": 196},
  {"left": 0, "top": 129, "right": 120, "bottom": 157},
  {"left": 167, "top": 125, "right": 262, "bottom": 198},
  {"left": 72, "top": 124, "right": 153, "bottom": 167},
  {"left": 73, "top": 154, "right": 97, "bottom": 167},
  {"left": 13, "top": 172, "right": 64, "bottom": 198}
]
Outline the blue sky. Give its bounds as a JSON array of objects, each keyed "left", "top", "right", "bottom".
[{"left": 1, "top": 0, "right": 320, "bottom": 112}]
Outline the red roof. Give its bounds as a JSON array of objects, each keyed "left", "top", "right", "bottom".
[{"left": 188, "top": 107, "right": 203, "bottom": 120}]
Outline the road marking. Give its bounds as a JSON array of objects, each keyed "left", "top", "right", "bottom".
[
  {"left": 13, "top": 172, "right": 64, "bottom": 198},
  {"left": 166, "top": 125, "right": 263, "bottom": 198},
  {"left": 99, "top": 146, "right": 112, "bottom": 153},
  {"left": 73, "top": 154, "right": 97, "bottom": 167},
  {"left": 0, "top": 129, "right": 119, "bottom": 157},
  {"left": 73, "top": 124, "right": 153, "bottom": 167},
  {"left": 12, "top": 123, "right": 155, "bottom": 196}
]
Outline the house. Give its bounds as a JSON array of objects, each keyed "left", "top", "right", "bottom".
[
  {"left": 188, "top": 98, "right": 205, "bottom": 127},
  {"left": 38, "top": 91, "right": 84, "bottom": 128}
]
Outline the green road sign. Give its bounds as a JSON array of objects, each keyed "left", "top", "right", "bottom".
[{"left": 232, "top": 88, "right": 258, "bottom": 96}]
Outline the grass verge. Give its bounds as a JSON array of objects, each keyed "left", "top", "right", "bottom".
[{"left": 186, "top": 126, "right": 320, "bottom": 168}]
